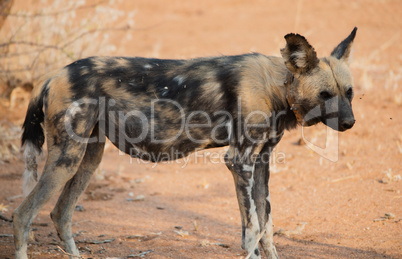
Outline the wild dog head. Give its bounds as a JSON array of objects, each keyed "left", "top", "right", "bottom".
[{"left": 281, "top": 27, "right": 357, "bottom": 132}]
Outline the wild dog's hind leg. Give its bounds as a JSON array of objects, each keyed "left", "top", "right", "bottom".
[
  {"left": 50, "top": 126, "right": 105, "bottom": 257},
  {"left": 14, "top": 96, "right": 98, "bottom": 258},
  {"left": 13, "top": 141, "right": 88, "bottom": 259}
]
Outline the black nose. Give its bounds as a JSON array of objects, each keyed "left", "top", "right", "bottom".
[{"left": 341, "top": 119, "right": 355, "bottom": 130}]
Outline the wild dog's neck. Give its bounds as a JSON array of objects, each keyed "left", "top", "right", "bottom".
[
  {"left": 262, "top": 55, "right": 299, "bottom": 131},
  {"left": 284, "top": 71, "right": 304, "bottom": 125},
  {"left": 257, "top": 55, "right": 291, "bottom": 108}
]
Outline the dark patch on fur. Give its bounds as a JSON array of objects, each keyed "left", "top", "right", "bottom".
[
  {"left": 51, "top": 111, "right": 67, "bottom": 131},
  {"left": 21, "top": 80, "right": 50, "bottom": 151},
  {"left": 280, "top": 107, "right": 298, "bottom": 131},
  {"left": 216, "top": 58, "right": 242, "bottom": 114},
  {"left": 121, "top": 58, "right": 186, "bottom": 96},
  {"left": 331, "top": 27, "right": 357, "bottom": 60},
  {"left": 55, "top": 156, "right": 74, "bottom": 168},
  {"left": 53, "top": 135, "right": 61, "bottom": 146},
  {"left": 66, "top": 58, "right": 96, "bottom": 99}
]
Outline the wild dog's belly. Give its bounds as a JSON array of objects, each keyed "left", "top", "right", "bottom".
[{"left": 102, "top": 104, "right": 231, "bottom": 162}]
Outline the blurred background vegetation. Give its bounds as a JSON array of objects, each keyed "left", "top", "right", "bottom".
[{"left": 0, "top": 0, "right": 134, "bottom": 96}]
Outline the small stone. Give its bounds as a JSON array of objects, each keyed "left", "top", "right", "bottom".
[
  {"left": 75, "top": 205, "right": 84, "bottom": 212},
  {"left": 385, "top": 213, "right": 395, "bottom": 219},
  {"left": 174, "top": 230, "right": 189, "bottom": 237},
  {"left": 126, "top": 195, "right": 145, "bottom": 202}
]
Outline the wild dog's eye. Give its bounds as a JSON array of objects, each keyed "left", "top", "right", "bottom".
[
  {"left": 346, "top": 88, "right": 353, "bottom": 99},
  {"left": 320, "top": 91, "right": 332, "bottom": 100}
]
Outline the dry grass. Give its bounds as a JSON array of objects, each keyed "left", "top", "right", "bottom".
[{"left": 0, "top": 0, "right": 134, "bottom": 85}]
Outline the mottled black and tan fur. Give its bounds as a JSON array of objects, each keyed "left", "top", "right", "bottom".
[{"left": 13, "top": 28, "right": 357, "bottom": 259}]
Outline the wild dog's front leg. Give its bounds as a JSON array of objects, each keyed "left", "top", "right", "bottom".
[
  {"left": 254, "top": 146, "right": 278, "bottom": 259},
  {"left": 225, "top": 145, "right": 264, "bottom": 258}
]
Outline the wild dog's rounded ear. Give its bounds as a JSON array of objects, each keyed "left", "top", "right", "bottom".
[
  {"left": 331, "top": 27, "right": 357, "bottom": 62},
  {"left": 280, "top": 33, "right": 319, "bottom": 77}
]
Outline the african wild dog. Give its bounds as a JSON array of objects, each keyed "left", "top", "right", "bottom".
[{"left": 13, "top": 28, "right": 357, "bottom": 259}]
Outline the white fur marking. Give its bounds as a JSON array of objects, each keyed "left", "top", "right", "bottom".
[
  {"left": 244, "top": 146, "right": 253, "bottom": 157},
  {"left": 245, "top": 167, "right": 261, "bottom": 254},
  {"left": 23, "top": 142, "right": 40, "bottom": 197},
  {"left": 70, "top": 101, "right": 82, "bottom": 118},
  {"left": 239, "top": 135, "right": 245, "bottom": 145},
  {"left": 226, "top": 122, "right": 232, "bottom": 140},
  {"left": 243, "top": 164, "right": 253, "bottom": 172},
  {"left": 174, "top": 75, "right": 185, "bottom": 85},
  {"left": 291, "top": 51, "right": 307, "bottom": 68},
  {"left": 161, "top": 86, "right": 169, "bottom": 96},
  {"left": 268, "top": 130, "right": 277, "bottom": 139},
  {"left": 264, "top": 213, "right": 276, "bottom": 249},
  {"left": 144, "top": 64, "right": 152, "bottom": 69},
  {"left": 261, "top": 194, "right": 278, "bottom": 258}
]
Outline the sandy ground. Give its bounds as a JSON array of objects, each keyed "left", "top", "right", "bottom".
[{"left": 0, "top": 0, "right": 401, "bottom": 258}]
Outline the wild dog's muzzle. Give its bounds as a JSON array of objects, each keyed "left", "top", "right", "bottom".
[{"left": 320, "top": 95, "right": 355, "bottom": 132}]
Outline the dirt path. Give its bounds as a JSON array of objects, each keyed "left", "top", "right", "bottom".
[{"left": 1, "top": 0, "right": 401, "bottom": 258}]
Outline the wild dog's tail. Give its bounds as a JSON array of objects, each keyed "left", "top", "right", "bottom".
[{"left": 21, "top": 78, "right": 49, "bottom": 197}]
